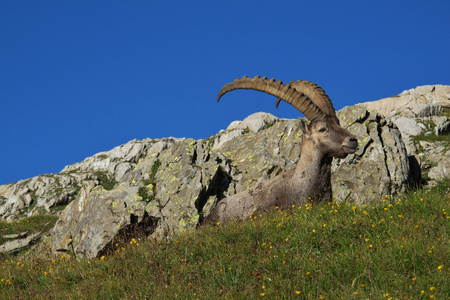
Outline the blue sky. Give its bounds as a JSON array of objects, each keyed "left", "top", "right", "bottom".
[{"left": 1, "top": 1, "right": 449, "bottom": 185}]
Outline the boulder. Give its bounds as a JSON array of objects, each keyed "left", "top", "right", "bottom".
[
  {"left": 393, "top": 117, "right": 423, "bottom": 136},
  {"left": 0, "top": 232, "right": 42, "bottom": 254},
  {"left": 357, "top": 85, "right": 450, "bottom": 156},
  {"left": 331, "top": 106, "right": 412, "bottom": 205},
  {"left": 50, "top": 108, "right": 415, "bottom": 259},
  {"left": 51, "top": 139, "right": 232, "bottom": 259},
  {"left": 432, "top": 116, "right": 450, "bottom": 135},
  {"left": 3, "top": 85, "right": 449, "bottom": 260},
  {"left": 51, "top": 183, "right": 148, "bottom": 259},
  {"left": 428, "top": 151, "right": 450, "bottom": 181},
  {"left": 0, "top": 139, "right": 178, "bottom": 222},
  {"left": 360, "top": 85, "right": 450, "bottom": 118},
  {"left": 226, "top": 112, "right": 279, "bottom": 133},
  {"left": 0, "top": 174, "right": 92, "bottom": 222}
]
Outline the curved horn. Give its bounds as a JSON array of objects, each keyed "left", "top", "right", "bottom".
[
  {"left": 218, "top": 76, "right": 327, "bottom": 121},
  {"left": 285, "top": 80, "right": 339, "bottom": 124}
]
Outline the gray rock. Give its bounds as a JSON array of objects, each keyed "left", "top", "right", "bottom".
[
  {"left": 0, "top": 139, "right": 181, "bottom": 221},
  {"left": 331, "top": 106, "right": 413, "bottom": 205},
  {"left": 9, "top": 85, "right": 450, "bottom": 259},
  {"left": 0, "top": 174, "right": 87, "bottom": 221},
  {"left": 2, "top": 231, "right": 28, "bottom": 239},
  {"left": 432, "top": 116, "right": 450, "bottom": 135},
  {"left": 51, "top": 183, "right": 147, "bottom": 259},
  {"left": 0, "top": 232, "right": 42, "bottom": 254},
  {"left": 355, "top": 86, "right": 450, "bottom": 159},
  {"left": 4, "top": 86, "right": 446, "bottom": 225},
  {"left": 393, "top": 117, "right": 422, "bottom": 136},
  {"left": 50, "top": 103, "right": 418, "bottom": 259},
  {"left": 226, "top": 112, "right": 279, "bottom": 133},
  {"left": 51, "top": 138, "right": 232, "bottom": 259},
  {"left": 428, "top": 153, "right": 450, "bottom": 181},
  {"left": 359, "top": 85, "right": 450, "bottom": 118},
  {"left": 213, "top": 129, "right": 244, "bottom": 149},
  {"left": 390, "top": 117, "right": 424, "bottom": 155}
]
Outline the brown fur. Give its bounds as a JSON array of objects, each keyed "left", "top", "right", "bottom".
[{"left": 204, "top": 117, "right": 357, "bottom": 224}]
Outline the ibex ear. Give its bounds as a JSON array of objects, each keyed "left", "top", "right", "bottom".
[{"left": 298, "top": 118, "right": 311, "bottom": 139}]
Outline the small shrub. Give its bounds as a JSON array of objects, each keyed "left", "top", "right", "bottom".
[{"left": 93, "top": 171, "right": 117, "bottom": 191}]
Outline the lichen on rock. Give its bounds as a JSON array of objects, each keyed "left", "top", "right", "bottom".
[{"left": 5, "top": 84, "right": 448, "bottom": 259}]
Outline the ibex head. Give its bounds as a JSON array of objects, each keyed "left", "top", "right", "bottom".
[
  {"left": 218, "top": 76, "right": 358, "bottom": 159},
  {"left": 298, "top": 117, "right": 357, "bottom": 159}
]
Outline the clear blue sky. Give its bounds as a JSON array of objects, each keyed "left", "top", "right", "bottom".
[{"left": 1, "top": 1, "right": 449, "bottom": 185}]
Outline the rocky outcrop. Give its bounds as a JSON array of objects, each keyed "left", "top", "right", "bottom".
[
  {"left": 4, "top": 84, "right": 449, "bottom": 259},
  {"left": 0, "top": 173, "right": 97, "bottom": 222},
  {"left": 50, "top": 138, "right": 234, "bottom": 259},
  {"left": 360, "top": 85, "right": 450, "bottom": 118},
  {"left": 417, "top": 140, "right": 450, "bottom": 184},
  {"left": 0, "top": 232, "right": 42, "bottom": 254},
  {"left": 359, "top": 85, "right": 450, "bottom": 155},
  {"left": 428, "top": 155, "right": 450, "bottom": 182},
  {"left": 49, "top": 106, "right": 414, "bottom": 259},
  {"left": 331, "top": 106, "right": 411, "bottom": 204},
  {"left": 357, "top": 85, "right": 450, "bottom": 187}
]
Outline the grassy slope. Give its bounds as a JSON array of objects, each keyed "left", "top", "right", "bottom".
[
  {"left": 0, "top": 182, "right": 448, "bottom": 299},
  {"left": 0, "top": 215, "right": 58, "bottom": 245}
]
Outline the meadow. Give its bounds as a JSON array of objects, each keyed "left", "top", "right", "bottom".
[{"left": 1, "top": 182, "right": 448, "bottom": 299}]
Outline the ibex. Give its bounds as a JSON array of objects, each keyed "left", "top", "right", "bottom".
[{"left": 205, "top": 76, "right": 358, "bottom": 223}]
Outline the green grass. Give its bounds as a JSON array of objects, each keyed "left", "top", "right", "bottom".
[
  {"left": 0, "top": 215, "right": 58, "bottom": 245},
  {"left": 93, "top": 171, "right": 117, "bottom": 191},
  {"left": 0, "top": 185, "right": 448, "bottom": 299},
  {"left": 138, "top": 159, "right": 161, "bottom": 202},
  {"left": 412, "top": 107, "right": 450, "bottom": 147},
  {"left": 413, "top": 132, "right": 450, "bottom": 146}
]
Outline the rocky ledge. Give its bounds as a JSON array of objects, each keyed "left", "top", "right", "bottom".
[{"left": 1, "top": 84, "right": 449, "bottom": 258}]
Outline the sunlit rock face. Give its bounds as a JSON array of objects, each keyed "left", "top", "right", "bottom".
[{"left": 4, "top": 84, "right": 450, "bottom": 258}]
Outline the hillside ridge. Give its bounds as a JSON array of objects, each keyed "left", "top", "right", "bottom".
[{"left": 1, "top": 84, "right": 449, "bottom": 257}]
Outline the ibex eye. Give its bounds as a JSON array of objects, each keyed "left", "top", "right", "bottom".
[{"left": 318, "top": 127, "right": 327, "bottom": 133}]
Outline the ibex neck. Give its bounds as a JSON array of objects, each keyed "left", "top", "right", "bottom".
[
  {"left": 293, "top": 146, "right": 323, "bottom": 179},
  {"left": 291, "top": 141, "right": 332, "bottom": 202}
]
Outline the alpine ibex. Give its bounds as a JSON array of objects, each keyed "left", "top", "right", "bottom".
[{"left": 205, "top": 76, "right": 358, "bottom": 223}]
